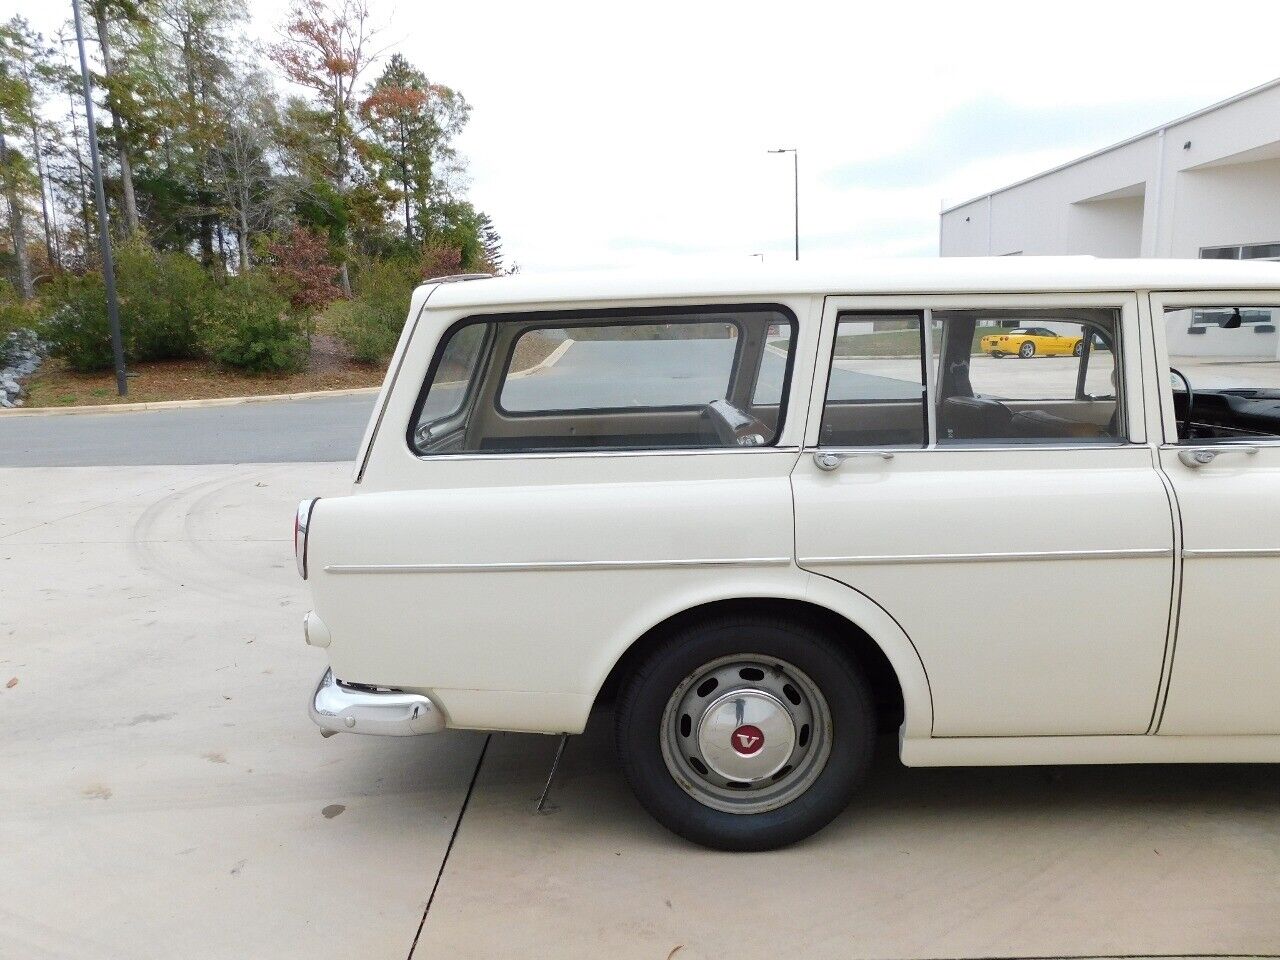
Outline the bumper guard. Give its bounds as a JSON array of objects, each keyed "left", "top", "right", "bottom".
[{"left": 309, "top": 668, "right": 446, "bottom": 737}]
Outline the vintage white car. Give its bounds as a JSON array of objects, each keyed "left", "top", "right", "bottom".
[{"left": 299, "top": 258, "right": 1280, "bottom": 850}]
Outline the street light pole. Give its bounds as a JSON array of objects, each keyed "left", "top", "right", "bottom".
[
  {"left": 769, "top": 148, "right": 799, "bottom": 261},
  {"left": 71, "top": 0, "right": 127, "bottom": 396}
]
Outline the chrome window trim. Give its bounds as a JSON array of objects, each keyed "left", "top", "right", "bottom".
[
  {"left": 799, "top": 548, "right": 1172, "bottom": 566},
  {"left": 325, "top": 557, "right": 794, "bottom": 575},
  {"left": 923, "top": 308, "right": 939, "bottom": 447},
  {"left": 804, "top": 441, "right": 1133, "bottom": 455},
  {"left": 406, "top": 445, "right": 802, "bottom": 463},
  {"left": 1182, "top": 548, "right": 1280, "bottom": 559}
]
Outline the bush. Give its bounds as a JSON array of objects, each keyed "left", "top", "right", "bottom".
[
  {"left": 115, "top": 242, "right": 213, "bottom": 362},
  {"left": 200, "top": 274, "right": 308, "bottom": 373},
  {"left": 38, "top": 272, "right": 116, "bottom": 372},
  {"left": 335, "top": 256, "right": 418, "bottom": 363}
]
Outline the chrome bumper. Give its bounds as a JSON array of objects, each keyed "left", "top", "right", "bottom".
[{"left": 309, "top": 669, "right": 446, "bottom": 737}]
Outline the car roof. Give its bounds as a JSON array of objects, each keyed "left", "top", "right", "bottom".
[{"left": 422, "top": 257, "right": 1280, "bottom": 310}]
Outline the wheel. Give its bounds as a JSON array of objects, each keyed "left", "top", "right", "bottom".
[
  {"left": 1072, "top": 340, "right": 1084, "bottom": 357},
  {"left": 991, "top": 351, "right": 1005, "bottom": 359},
  {"left": 1019, "top": 340, "right": 1035, "bottom": 359},
  {"left": 614, "top": 616, "right": 875, "bottom": 851}
]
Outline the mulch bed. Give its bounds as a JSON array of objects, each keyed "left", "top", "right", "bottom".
[{"left": 21, "top": 336, "right": 388, "bottom": 408}]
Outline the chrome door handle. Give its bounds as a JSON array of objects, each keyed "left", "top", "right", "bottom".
[
  {"left": 1177, "top": 446, "right": 1260, "bottom": 468},
  {"left": 813, "top": 450, "right": 895, "bottom": 471}
]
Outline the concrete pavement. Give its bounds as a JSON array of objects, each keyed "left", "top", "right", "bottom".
[{"left": 4, "top": 463, "right": 1280, "bottom": 959}]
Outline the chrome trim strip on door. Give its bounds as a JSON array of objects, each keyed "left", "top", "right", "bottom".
[
  {"left": 799, "top": 548, "right": 1172, "bottom": 566},
  {"left": 1182, "top": 548, "right": 1280, "bottom": 559},
  {"left": 325, "top": 557, "right": 793, "bottom": 574}
]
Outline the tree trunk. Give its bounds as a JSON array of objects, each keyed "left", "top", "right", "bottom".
[
  {"left": 237, "top": 203, "right": 250, "bottom": 271},
  {"left": 19, "top": 60, "right": 57, "bottom": 268},
  {"left": 67, "top": 88, "right": 93, "bottom": 259},
  {"left": 400, "top": 117, "right": 411, "bottom": 240},
  {"left": 93, "top": 6, "right": 140, "bottom": 236},
  {"left": 0, "top": 129, "right": 34, "bottom": 299},
  {"left": 32, "top": 127, "right": 56, "bottom": 268}
]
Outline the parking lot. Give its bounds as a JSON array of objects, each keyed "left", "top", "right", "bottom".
[{"left": 3, "top": 455, "right": 1279, "bottom": 959}]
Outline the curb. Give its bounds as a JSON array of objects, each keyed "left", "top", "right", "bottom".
[{"left": 0, "top": 386, "right": 381, "bottom": 418}]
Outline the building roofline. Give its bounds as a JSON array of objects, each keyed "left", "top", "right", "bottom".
[{"left": 940, "top": 75, "right": 1280, "bottom": 215}]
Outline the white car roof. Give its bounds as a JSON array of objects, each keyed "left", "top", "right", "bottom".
[{"left": 423, "top": 257, "right": 1280, "bottom": 310}]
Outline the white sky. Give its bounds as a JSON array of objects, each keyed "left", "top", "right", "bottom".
[{"left": 14, "top": 0, "right": 1280, "bottom": 272}]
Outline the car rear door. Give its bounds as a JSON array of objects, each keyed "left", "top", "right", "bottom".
[{"left": 791, "top": 293, "right": 1175, "bottom": 738}]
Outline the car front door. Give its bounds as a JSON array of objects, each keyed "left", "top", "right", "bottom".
[
  {"left": 1151, "top": 291, "right": 1280, "bottom": 736},
  {"left": 791, "top": 293, "right": 1175, "bottom": 738}
]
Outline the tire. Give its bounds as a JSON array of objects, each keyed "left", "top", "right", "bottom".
[
  {"left": 991, "top": 351, "right": 1005, "bottom": 359},
  {"left": 614, "top": 616, "right": 875, "bottom": 851},
  {"left": 1072, "top": 340, "right": 1084, "bottom": 357},
  {"left": 1019, "top": 341, "right": 1035, "bottom": 359}
]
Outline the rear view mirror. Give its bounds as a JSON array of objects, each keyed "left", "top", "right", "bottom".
[{"left": 1223, "top": 308, "right": 1243, "bottom": 329}]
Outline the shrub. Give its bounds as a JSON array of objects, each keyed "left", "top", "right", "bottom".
[
  {"left": 335, "top": 256, "right": 418, "bottom": 363},
  {"left": 200, "top": 274, "right": 308, "bottom": 373},
  {"left": 38, "top": 272, "right": 116, "bottom": 372},
  {"left": 115, "top": 242, "right": 212, "bottom": 362}
]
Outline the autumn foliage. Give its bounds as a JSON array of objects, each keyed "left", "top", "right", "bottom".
[{"left": 266, "top": 228, "right": 345, "bottom": 313}]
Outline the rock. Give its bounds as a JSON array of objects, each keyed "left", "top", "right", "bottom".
[{"left": 0, "top": 328, "right": 44, "bottom": 406}]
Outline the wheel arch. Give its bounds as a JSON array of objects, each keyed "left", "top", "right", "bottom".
[{"left": 589, "top": 576, "right": 933, "bottom": 739}]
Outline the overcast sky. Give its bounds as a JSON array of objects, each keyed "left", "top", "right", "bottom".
[{"left": 19, "top": 0, "right": 1280, "bottom": 272}]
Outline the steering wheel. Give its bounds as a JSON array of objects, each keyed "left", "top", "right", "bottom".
[
  {"left": 703, "top": 399, "right": 768, "bottom": 446},
  {"left": 1170, "top": 367, "right": 1194, "bottom": 438}
]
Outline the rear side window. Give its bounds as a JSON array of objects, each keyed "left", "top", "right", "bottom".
[
  {"left": 933, "top": 308, "right": 1123, "bottom": 444},
  {"left": 410, "top": 306, "right": 796, "bottom": 454},
  {"left": 500, "top": 321, "right": 738, "bottom": 413}
]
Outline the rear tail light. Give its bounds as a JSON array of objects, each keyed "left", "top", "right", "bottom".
[{"left": 295, "top": 498, "right": 319, "bottom": 579}]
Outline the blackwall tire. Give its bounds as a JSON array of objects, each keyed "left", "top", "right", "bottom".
[
  {"left": 1019, "top": 341, "right": 1036, "bottom": 358},
  {"left": 614, "top": 616, "right": 875, "bottom": 851}
]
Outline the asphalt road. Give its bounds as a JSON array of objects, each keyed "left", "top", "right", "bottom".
[{"left": 0, "top": 394, "right": 377, "bottom": 467}]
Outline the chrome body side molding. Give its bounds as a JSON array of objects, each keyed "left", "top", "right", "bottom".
[
  {"left": 325, "top": 557, "right": 794, "bottom": 575},
  {"left": 800, "top": 548, "right": 1172, "bottom": 566}
]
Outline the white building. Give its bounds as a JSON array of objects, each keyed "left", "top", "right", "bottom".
[{"left": 940, "top": 78, "right": 1280, "bottom": 263}]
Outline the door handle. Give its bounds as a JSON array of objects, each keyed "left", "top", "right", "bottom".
[
  {"left": 813, "top": 450, "right": 895, "bottom": 471},
  {"left": 1177, "top": 446, "right": 1260, "bottom": 468}
]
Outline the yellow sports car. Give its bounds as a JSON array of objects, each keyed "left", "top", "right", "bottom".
[{"left": 980, "top": 326, "right": 1084, "bottom": 359}]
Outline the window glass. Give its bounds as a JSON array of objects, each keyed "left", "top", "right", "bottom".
[
  {"left": 1162, "top": 304, "right": 1280, "bottom": 443},
  {"left": 411, "top": 308, "right": 795, "bottom": 455},
  {"left": 819, "top": 314, "right": 926, "bottom": 447},
  {"left": 1200, "top": 244, "right": 1280, "bottom": 262},
  {"left": 932, "top": 308, "right": 1123, "bottom": 444},
  {"left": 417, "top": 322, "right": 490, "bottom": 425},
  {"left": 751, "top": 323, "right": 791, "bottom": 406},
  {"left": 500, "top": 321, "right": 738, "bottom": 412}
]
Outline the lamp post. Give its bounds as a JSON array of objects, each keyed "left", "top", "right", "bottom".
[
  {"left": 71, "top": 0, "right": 127, "bottom": 396},
  {"left": 768, "top": 148, "right": 798, "bottom": 261}
]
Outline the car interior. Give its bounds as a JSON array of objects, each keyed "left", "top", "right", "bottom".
[
  {"left": 934, "top": 308, "right": 1122, "bottom": 443},
  {"left": 1168, "top": 307, "right": 1280, "bottom": 442}
]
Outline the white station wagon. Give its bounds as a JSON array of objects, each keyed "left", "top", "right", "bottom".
[{"left": 299, "top": 258, "right": 1280, "bottom": 850}]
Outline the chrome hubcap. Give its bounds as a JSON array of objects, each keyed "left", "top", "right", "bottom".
[
  {"left": 660, "top": 654, "right": 832, "bottom": 815},
  {"left": 697, "top": 689, "right": 795, "bottom": 782}
]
